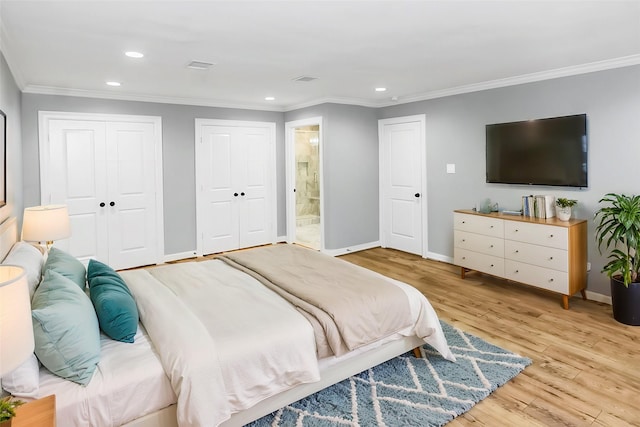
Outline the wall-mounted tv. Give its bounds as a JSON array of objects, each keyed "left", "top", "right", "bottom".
[{"left": 486, "top": 114, "right": 588, "bottom": 187}]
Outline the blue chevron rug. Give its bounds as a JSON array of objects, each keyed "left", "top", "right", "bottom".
[{"left": 247, "top": 321, "right": 531, "bottom": 427}]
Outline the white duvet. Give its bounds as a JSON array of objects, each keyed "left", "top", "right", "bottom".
[{"left": 120, "top": 260, "right": 321, "bottom": 427}]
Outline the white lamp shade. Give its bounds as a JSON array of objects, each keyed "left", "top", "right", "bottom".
[
  {"left": 22, "top": 204, "right": 71, "bottom": 243},
  {"left": 0, "top": 265, "right": 34, "bottom": 376}
]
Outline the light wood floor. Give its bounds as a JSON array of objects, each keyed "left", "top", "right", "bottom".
[{"left": 339, "top": 247, "right": 640, "bottom": 427}]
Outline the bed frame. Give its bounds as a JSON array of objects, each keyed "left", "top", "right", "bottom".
[{"left": 0, "top": 217, "right": 424, "bottom": 427}]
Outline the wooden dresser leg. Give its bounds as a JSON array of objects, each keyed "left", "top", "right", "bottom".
[
  {"left": 412, "top": 347, "right": 422, "bottom": 358},
  {"left": 562, "top": 295, "right": 569, "bottom": 310},
  {"left": 580, "top": 289, "right": 587, "bottom": 300},
  {"left": 461, "top": 267, "right": 466, "bottom": 279}
]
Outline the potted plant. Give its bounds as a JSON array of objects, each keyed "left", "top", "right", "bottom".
[
  {"left": 0, "top": 396, "right": 24, "bottom": 426},
  {"left": 594, "top": 193, "right": 640, "bottom": 325},
  {"left": 556, "top": 198, "right": 577, "bottom": 221}
]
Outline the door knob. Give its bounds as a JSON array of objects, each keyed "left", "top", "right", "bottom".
[
  {"left": 109, "top": 201, "right": 115, "bottom": 207},
  {"left": 414, "top": 193, "right": 420, "bottom": 198}
]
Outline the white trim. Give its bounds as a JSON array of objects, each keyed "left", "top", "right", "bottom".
[
  {"left": 194, "top": 119, "right": 277, "bottom": 257},
  {"left": 284, "top": 117, "right": 324, "bottom": 251},
  {"left": 378, "top": 114, "right": 428, "bottom": 258},
  {"left": 585, "top": 290, "right": 611, "bottom": 305},
  {"left": 14, "top": 56, "right": 640, "bottom": 112},
  {"left": 38, "top": 111, "right": 165, "bottom": 266},
  {"left": 163, "top": 251, "right": 198, "bottom": 264},
  {"left": 322, "top": 240, "right": 381, "bottom": 257},
  {"left": 426, "top": 252, "right": 453, "bottom": 264}
]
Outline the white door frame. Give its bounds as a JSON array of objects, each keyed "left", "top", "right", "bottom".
[
  {"left": 378, "top": 114, "right": 428, "bottom": 257},
  {"left": 194, "top": 118, "right": 277, "bottom": 256},
  {"left": 284, "top": 117, "right": 324, "bottom": 251},
  {"left": 38, "top": 110, "right": 165, "bottom": 264}
]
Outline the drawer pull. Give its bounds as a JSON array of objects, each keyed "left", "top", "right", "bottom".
[
  {"left": 514, "top": 229, "right": 519, "bottom": 232},
  {"left": 490, "top": 225, "right": 494, "bottom": 229},
  {"left": 490, "top": 264, "right": 494, "bottom": 267},
  {"left": 515, "top": 250, "right": 519, "bottom": 253},
  {"left": 549, "top": 257, "right": 553, "bottom": 260},
  {"left": 549, "top": 278, "right": 554, "bottom": 282},
  {"left": 549, "top": 234, "right": 554, "bottom": 238},
  {"left": 489, "top": 244, "right": 494, "bottom": 248},
  {"left": 462, "top": 221, "right": 466, "bottom": 224},
  {"left": 462, "top": 239, "right": 466, "bottom": 242},
  {"left": 515, "top": 270, "right": 519, "bottom": 273},
  {"left": 462, "top": 256, "right": 466, "bottom": 260}
]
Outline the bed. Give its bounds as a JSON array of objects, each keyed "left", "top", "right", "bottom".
[{"left": 0, "top": 216, "right": 454, "bottom": 427}]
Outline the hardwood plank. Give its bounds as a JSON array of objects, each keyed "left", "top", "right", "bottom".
[{"left": 340, "top": 248, "right": 640, "bottom": 426}]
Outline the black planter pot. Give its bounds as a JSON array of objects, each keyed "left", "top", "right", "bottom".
[{"left": 610, "top": 277, "right": 640, "bottom": 326}]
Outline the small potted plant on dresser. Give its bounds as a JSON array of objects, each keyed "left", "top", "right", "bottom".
[
  {"left": 595, "top": 193, "right": 640, "bottom": 326},
  {"left": 556, "top": 197, "right": 578, "bottom": 221},
  {"left": 0, "top": 396, "right": 24, "bottom": 426}
]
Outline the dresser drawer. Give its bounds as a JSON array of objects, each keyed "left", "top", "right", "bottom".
[
  {"left": 455, "top": 248, "right": 505, "bottom": 277},
  {"left": 505, "top": 260, "right": 569, "bottom": 294},
  {"left": 454, "top": 213, "right": 503, "bottom": 238},
  {"left": 504, "top": 240, "right": 568, "bottom": 272},
  {"left": 504, "top": 221, "right": 568, "bottom": 250},
  {"left": 454, "top": 230, "right": 504, "bottom": 257}
]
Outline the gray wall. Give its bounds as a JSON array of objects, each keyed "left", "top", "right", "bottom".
[
  {"left": 20, "top": 95, "right": 285, "bottom": 255},
  {"left": 285, "top": 103, "right": 379, "bottom": 249},
  {"left": 378, "top": 65, "right": 640, "bottom": 296},
  {"left": 0, "top": 52, "right": 23, "bottom": 224}
]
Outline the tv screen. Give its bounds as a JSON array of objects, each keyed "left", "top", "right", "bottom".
[{"left": 486, "top": 114, "right": 588, "bottom": 187}]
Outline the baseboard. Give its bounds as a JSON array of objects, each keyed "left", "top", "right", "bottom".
[
  {"left": 425, "top": 251, "right": 453, "bottom": 264},
  {"left": 323, "top": 241, "right": 381, "bottom": 257},
  {"left": 276, "top": 235, "right": 288, "bottom": 243},
  {"left": 585, "top": 290, "right": 611, "bottom": 305},
  {"left": 163, "top": 251, "right": 198, "bottom": 263}
]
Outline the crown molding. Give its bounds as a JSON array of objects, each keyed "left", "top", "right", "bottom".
[
  {"left": 21, "top": 85, "right": 287, "bottom": 112},
  {"left": 15, "top": 54, "right": 640, "bottom": 113}
]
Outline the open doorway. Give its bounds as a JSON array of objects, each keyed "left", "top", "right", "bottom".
[{"left": 285, "top": 117, "right": 323, "bottom": 251}]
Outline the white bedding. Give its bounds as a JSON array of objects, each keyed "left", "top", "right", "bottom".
[
  {"left": 121, "top": 259, "right": 321, "bottom": 427},
  {"left": 38, "top": 324, "right": 176, "bottom": 427}
]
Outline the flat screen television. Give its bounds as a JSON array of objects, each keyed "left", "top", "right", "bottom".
[{"left": 486, "top": 114, "right": 588, "bottom": 187}]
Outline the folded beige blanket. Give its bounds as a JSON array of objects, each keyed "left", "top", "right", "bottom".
[{"left": 219, "top": 244, "right": 413, "bottom": 357}]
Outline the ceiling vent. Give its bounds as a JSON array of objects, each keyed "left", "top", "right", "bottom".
[
  {"left": 293, "top": 75, "right": 318, "bottom": 82},
  {"left": 187, "top": 60, "right": 214, "bottom": 70}
]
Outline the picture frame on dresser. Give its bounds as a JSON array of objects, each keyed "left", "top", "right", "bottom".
[{"left": 0, "top": 109, "right": 6, "bottom": 208}]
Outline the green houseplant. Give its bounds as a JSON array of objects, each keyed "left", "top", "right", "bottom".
[
  {"left": 594, "top": 193, "right": 640, "bottom": 325},
  {"left": 0, "top": 396, "right": 24, "bottom": 425},
  {"left": 556, "top": 198, "right": 577, "bottom": 221}
]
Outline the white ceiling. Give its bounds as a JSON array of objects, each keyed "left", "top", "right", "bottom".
[{"left": 1, "top": 1, "right": 639, "bottom": 111}]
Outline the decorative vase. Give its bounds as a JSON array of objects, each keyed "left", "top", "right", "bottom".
[
  {"left": 611, "top": 277, "right": 640, "bottom": 326},
  {"left": 556, "top": 206, "right": 572, "bottom": 221}
]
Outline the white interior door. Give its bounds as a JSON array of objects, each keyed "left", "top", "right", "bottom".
[
  {"left": 196, "top": 119, "right": 276, "bottom": 255},
  {"left": 40, "top": 112, "right": 164, "bottom": 270},
  {"left": 106, "top": 122, "right": 159, "bottom": 269},
  {"left": 47, "top": 119, "right": 109, "bottom": 264},
  {"left": 379, "top": 115, "right": 426, "bottom": 256}
]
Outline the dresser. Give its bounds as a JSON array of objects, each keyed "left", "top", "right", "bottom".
[{"left": 453, "top": 209, "right": 587, "bottom": 309}]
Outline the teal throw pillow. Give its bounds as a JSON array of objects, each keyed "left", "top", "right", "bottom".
[
  {"left": 31, "top": 270, "right": 100, "bottom": 385},
  {"left": 87, "top": 259, "right": 138, "bottom": 343},
  {"left": 43, "top": 247, "right": 86, "bottom": 290}
]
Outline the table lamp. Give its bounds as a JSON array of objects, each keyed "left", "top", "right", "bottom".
[
  {"left": 0, "top": 265, "right": 33, "bottom": 377},
  {"left": 21, "top": 205, "right": 71, "bottom": 251}
]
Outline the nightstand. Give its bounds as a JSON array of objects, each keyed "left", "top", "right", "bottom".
[{"left": 11, "top": 395, "right": 55, "bottom": 427}]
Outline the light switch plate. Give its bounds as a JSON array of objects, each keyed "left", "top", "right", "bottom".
[{"left": 446, "top": 163, "right": 456, "bottom": 174}]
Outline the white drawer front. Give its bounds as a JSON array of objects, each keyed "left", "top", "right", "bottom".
[
  {"left": 454, "top": 230, "right": 504, "bottom": 257},
  {"left": 454, "top": 213, "right": 503, "bottom": 238},
  {"left": 455, "top": 248, "right": 505, "bottom": 277},
  {"left": 504, "top": 221, "right": 567, "bottom": 250},
  {"left": 504, "top": 240, "right": 568, "bottom": 272},
  {"left": 505, "top": 260, "right": 569, "bottom": 294}
]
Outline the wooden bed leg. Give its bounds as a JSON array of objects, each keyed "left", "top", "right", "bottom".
[
  {"left": 412, "top": 347, "right": 422, "bottom": 358},
  {"left": 562, "top": 295, "right": 569, "bottom": 310},
  {"left": 581, "top": 289, "right": 587, "bottom": 300}
]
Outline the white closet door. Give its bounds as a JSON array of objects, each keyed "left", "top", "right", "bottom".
[
  {"left": 198, "top": 125, "right": 242, "bottom": 255},
  {"left": 47, "top": 119, "right": 109, "bottom": 264},
  {"left": 196, "top": 120, "right": 275, "bottom": 255},
  {"left": 239, "top": 127, "right": 271, "bottom": 248},
  {"left": 105, "top": 122, "right": 158, "bottom": 269}
]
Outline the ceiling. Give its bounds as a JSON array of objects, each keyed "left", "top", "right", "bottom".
[{"left": 1, "top": 1, "right": 639, "bottom": 111}]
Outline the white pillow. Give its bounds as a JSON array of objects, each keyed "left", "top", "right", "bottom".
[
  {"left": 2, "top": 241, "right": 44, "bottom": 299},
  {"left": 0, "top": 354, "right": 39, "bottom": 398}
]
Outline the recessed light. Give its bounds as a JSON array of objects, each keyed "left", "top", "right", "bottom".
[
  {"left": 106, "top": 81, "right": 121, "bottom": 87},
  {"left": 125, "top": 51, "right": 144, "bottom": 58},
  {"left": 375, "top": 87, "right": 387, "bottom": 92},
  {"left": 265, "top": 96, "right": 275, "bottom": 101}
]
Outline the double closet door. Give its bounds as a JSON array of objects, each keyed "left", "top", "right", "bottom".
[
  {"left": 196, "top": 119, "right": 276, "bottom": 255},
  {"left": 39, "top": 112, "right": 164, "bottom": 270}
]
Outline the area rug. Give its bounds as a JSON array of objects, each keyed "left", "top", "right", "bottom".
[{"left": 247, "top": 321, "right": 531, "bottom": 426}]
